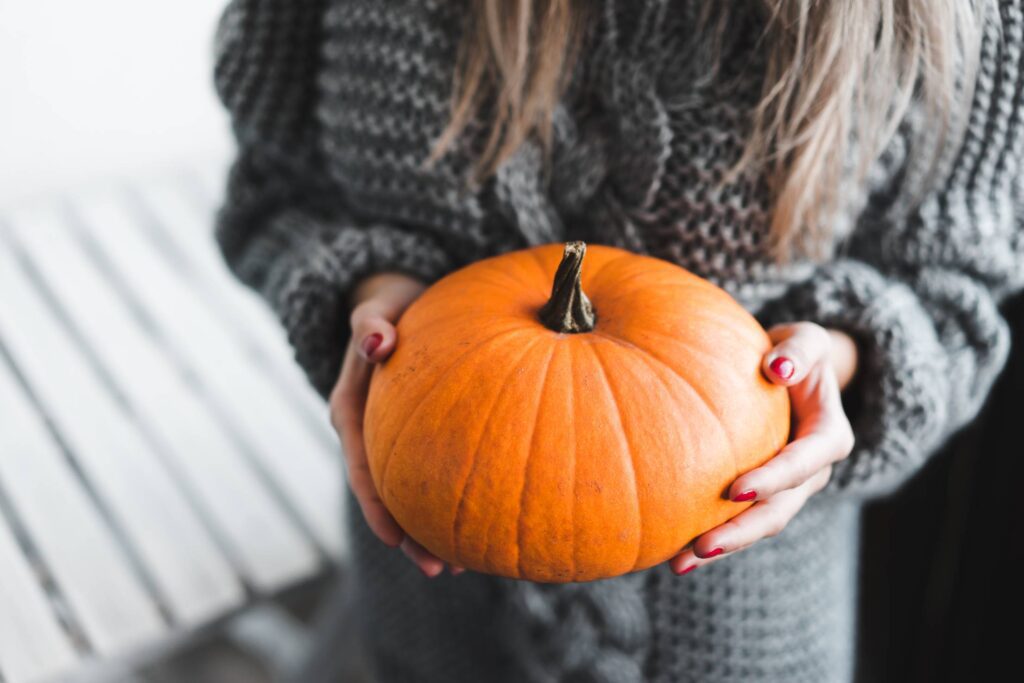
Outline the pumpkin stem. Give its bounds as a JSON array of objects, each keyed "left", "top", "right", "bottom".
[{"left": 539, "top": 241, "right": 596, "bottom": 333}]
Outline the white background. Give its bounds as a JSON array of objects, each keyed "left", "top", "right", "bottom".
[{"left": 0, "top": 1, "right": 232, "bottom": 209}]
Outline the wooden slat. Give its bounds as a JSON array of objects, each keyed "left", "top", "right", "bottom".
[
  {"left": 0, "top": 511, "right": 78, "bottom": 683},
  {"left": 0, "top": 334, "right": 164, "bottom": 657},
  {"left": 0, "top": 239, "right": 243, "bottom": 626},
  {"left": 187, "top": 159, "right": 230, "bottom": 207},
  {"left": 128, "top": 181, "right": 332, "bottom": 444},
  {"left": 8, "top": 208, "right": 321, "bottom": 592},
  {"left": 71, "top": 194, "right": 345, "bottom": 558}
]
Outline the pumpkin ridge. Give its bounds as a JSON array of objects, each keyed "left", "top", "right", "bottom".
[
  {"left": 587, "top": 261, "right": 703, "bottom": 297},
  {"left": 587, "top": 340, "right": 645, "bottom": 573},
  {"left": 594, "top": 282, "right": 768, "bottom": 351},
  {"left": 593, "top": 331, "right": 740, "bottom": 495},
  {"left": 380, "top": 342, "right": 516, "bottom": 538},
  {"left": 396, "top": 311, "right": 527, "bottom": 349},
  {"left": 594, "top": 334, "right": 704, "bottom": 564},
  {"left": 514, "top": 343, "right": 559, "bottom": 580},
  {"left": 526, "top": 244, "right": 562, "bottom": 282},
  {"left": 622, "top": 326, "right": 753, "bottom": 402},
  {"left": 647, "top": 336, "right": 743, "bottom": 488},
  {"left": 477, "top": 339, "right": 557, "bottom": 573},
  {"left": 377, "top": 325, "right": 532, "bottom": 501},
  {"left": 450, "top": 336, "right": 546, "bottom": 567},
  {"left": 652, "top": 299, "right": 768, "bottom": 349},
  {"left": 458, "top": 270, "right": 547, "bottom": 300},
  {"left": 566, "top": 346, "right": 577, "bottom": 581},
  {"left": 577, "top": 251, "right": 639, "bottom": 290}
]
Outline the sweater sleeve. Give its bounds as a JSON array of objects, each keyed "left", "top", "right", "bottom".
[
  {"left": 212, "top": 0, "right": 527, "bottom": 397},
  {"left": 759, "top": 2, "right": 1024, "bottom": 497}
]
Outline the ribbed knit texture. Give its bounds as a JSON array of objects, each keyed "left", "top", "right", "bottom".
[{"left": 213, "top": 1, "right": 1024, "bottom": 681}]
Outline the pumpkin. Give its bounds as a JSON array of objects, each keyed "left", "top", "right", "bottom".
[{"left": 364, "top": 242, "right": 790, "bottom": 582}]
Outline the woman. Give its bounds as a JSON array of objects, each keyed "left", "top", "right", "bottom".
[{"left": 213, "top": 1, "right": 1023, "bottom": 680}]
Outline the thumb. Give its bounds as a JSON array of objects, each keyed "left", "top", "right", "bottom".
[
  {"left": 763, "top": 322, "right": 831, "bottom": 387},
  {"left": 350, "top": 303, "right": 398, "bottom": 363}
]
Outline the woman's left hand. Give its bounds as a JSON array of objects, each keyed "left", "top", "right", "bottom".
[{"left": 669, "top": 322, "right": 857, "bottom": 575}]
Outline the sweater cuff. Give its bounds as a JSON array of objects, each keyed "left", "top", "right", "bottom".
[
  {"left": 759, "top": 259, "right": 951, "bottom": 497},
  {"left": 229, "top": 210, "right": 453, "bottom": 397}
]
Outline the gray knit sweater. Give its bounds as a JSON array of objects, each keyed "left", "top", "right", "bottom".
[{"left": 213, "top": 1, "right": 1024, "bottom": 681}]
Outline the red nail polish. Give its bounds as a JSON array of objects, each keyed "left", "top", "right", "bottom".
[
  {"left": 677, "top": 564, "right": 697, "bottom": 575},
  {"left": 701, "top": 547, "right": 724, "bottom": 559},
  {"left": 769, "top": 356, "right": 795, "bottom": 380},
  {"left": 732, "top": 489, "right": 757, "bottom": 502},
  {"left": 362, "top": 333, "right": 383, "bottom": 358}
]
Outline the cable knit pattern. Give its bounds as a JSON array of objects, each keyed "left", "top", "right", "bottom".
[{"left": 213, "top": 1, "right": 1024, "bottom": 681}]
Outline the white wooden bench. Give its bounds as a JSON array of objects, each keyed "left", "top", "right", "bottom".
[{"left": 0, "top": 164, "right": 345, "bottom": 683}]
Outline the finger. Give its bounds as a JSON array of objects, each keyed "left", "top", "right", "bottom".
[
  {"left": 735, "top": 351, "right": 853, "bottom": 501},
  {"left": 783, "top": 349, "right": 851, "bottom": 430},
  {"left": 400, "top": 537, "right": 446, "bottom": 578},
  {"left": 450, "top": 565, "right": 466, "bottom": 576},
  {"left": 350, "top": 303, "right": 398, "bottom": 363},
  {"left": 670, "top": 467, "right": 832, "bottom": 575},
  {"left": 763, "top": 322, "right": 831, "bottom": 386},
  {"left": 331, "top": 343, "right": 404, "bottom": 547},
  {"left": 729, "top": 386, "right": 852, "bottom": 501},
  {"left": 347, "top": 454, "right": 404, "bottom": 547},
  {"left": 352, "top": 274, "right": 426, "bottom": 319}
]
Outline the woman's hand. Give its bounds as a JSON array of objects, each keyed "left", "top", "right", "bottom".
[
  {"left": 329, "top": 272, "right": 462, "bottom": 578},
  {"left": 668, "top": 322, "right": 858, "bottom": 575}
]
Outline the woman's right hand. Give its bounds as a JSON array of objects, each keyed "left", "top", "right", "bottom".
[{"left": 329, "top": 272, "right": 461, "bottom": 578}]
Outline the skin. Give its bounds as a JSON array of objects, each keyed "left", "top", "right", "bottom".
[{"left": 330, "top": 272, "right": 858, "bottom": 578}]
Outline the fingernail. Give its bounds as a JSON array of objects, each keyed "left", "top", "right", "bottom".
[
  {"left": 700, "top": 547, "right": 724, "bottom": 559},
  {"left": 676, "top": 564, "right": 697, "bottom": 576},
  {"left": 769, "top": 356, "right": 795, "bottom": 380},
  {"left": 732, "top": 489, "right": 757, "bottom": 503},
  {"left": 362, "top": 333, "right": 384, "bottom": 358}
]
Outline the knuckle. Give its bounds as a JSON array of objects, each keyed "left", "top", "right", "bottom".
[
  {"left": 806, "top": 334, "right": 832, "bottom": 364},
  {"left": 333, "top": 379, "right": 364, "bottom": 406},
  {"left": 764, "top": 516, "right": 787, "bottom": 538},
  {"left": 350, "top": 302, "right": 387, "bottom": 332},
  {"left": 796, "top": 466, "right": 812, "bottom": 487},
  {"left": 799, "top": 321, "right": 830, "bottom": 346},
  {"left": 328, "top": 378, "right": 345, "bottom": 406},
  {"left": 814, "top": 466, "right": 833, "bottom": 492},
  {"left": 349, "top": 302, "right": 371, "bottom": 329},
  {"left": 835, "top": 421, "right": 855, "bottom": 459},
  {"left": 785, "top": 452, "right": 816, "bottom": 485},
  {"left": 354, "top": 297, "right": 399, "bottom": 325},
  {"left": 330, "top": 403, "right": 351, "bottom": 432},
  {"left": 798, "top": 455, "right": 820, "bottom": 483},
  {"left": 719, "top": 520, "right": 743, "bottom": 538},
  {"left": 335, "top": 387, "right": 358, "bottom": 406},
  {"left": 329, "top": 399, "right": 349, "bottom": 429}
]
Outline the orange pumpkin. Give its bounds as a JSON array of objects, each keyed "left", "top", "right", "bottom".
[{"left": 364, "top": 242, "right": 790, "bottom": 582}]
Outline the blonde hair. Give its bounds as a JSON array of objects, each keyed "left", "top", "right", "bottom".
[{"left": 432, "top": 0, "right": 985, "bottom": 258}]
